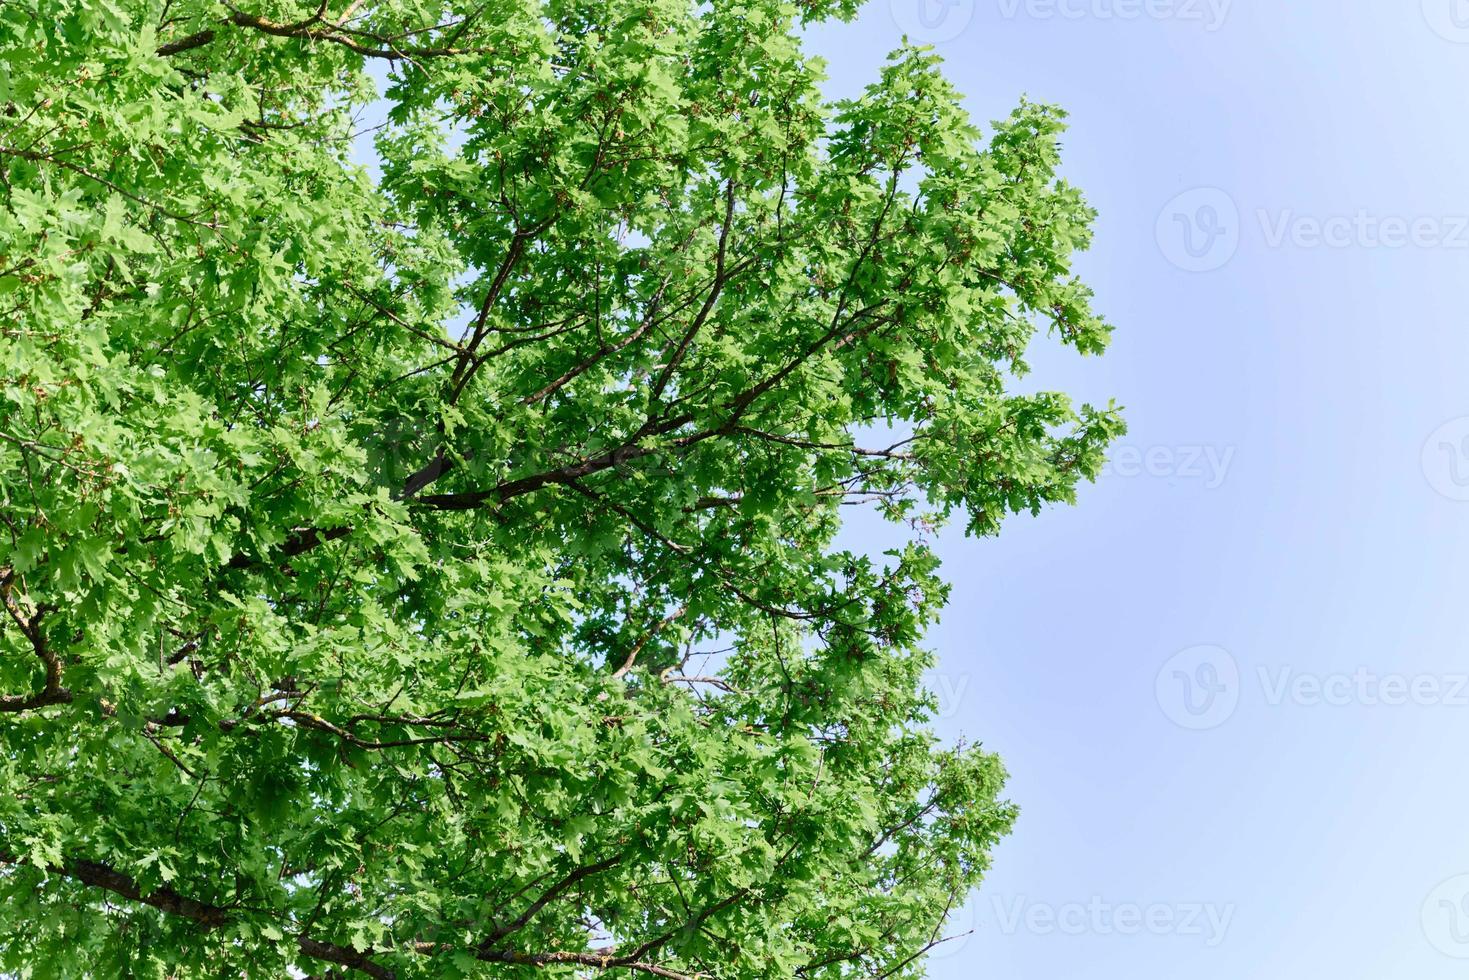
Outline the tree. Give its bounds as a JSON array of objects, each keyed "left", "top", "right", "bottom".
[{"left": 0, "top": 0, "right": 1122, "bottom": 974}]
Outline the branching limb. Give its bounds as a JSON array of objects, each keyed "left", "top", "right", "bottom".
[
  {"left": 0, "top": 567, "right": 70, "bottom": 714},
  {"left": 1, "top": 849, "right": 702, "bottom": 979}
]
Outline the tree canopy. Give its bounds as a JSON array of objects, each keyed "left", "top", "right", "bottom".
[{"left": 0, "top": 0, "right": 1122, "bottom": 975}]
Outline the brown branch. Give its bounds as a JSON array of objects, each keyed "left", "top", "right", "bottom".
[
  {"left": 413, "top": 427, "right": 688, "bottom": 511},
  {"left": 565, "top": 480, "right": 691, "bottom": 555},
  {"left": 611, "top": 605, "right": 688, "bottom": 680},
  {"left": 226, "top": 525, "right": 351, "bottom": 572},
  {"left": 522, "top": 226, "right": 707, "bottom": 407},
  {"left": 0, "top": 849, "right": 391, "bottom": 978},
  {"left": 155, "top": 29, "right": 216, "bottom": 55},
  {"left": 0, "top": 146, "right": 215, "bottom": 226},
  {"left": 3, "top": 848, "right": 700, "bottom": 979},
  {"left": 0, "top": 568, "right": 71, "bottom": 713},
  {"left": 646, "top": 180, "right": 737, "bottom": 405},
  {"left": 478, "top": 855, "right": 623, "bottom": 951},
  {"left": 660, "top": 675, "right": 743, "bottom": 694},
  {"left": 402, "top": 305, "right": 883, "bottom": 514},
  {"left": 448, "top": 218, "right": 557, "bottom": 404},
  {"left": 342, "top": 283, "right": 465, "bottom": 355},
  {"left": 260, "top": 708, "right": 491, "bottom": 750},
  {"left": 470, "top": 949, "right": 698, "bottom": 979},
  {"left": 156, "top": 9, "right": 496, "bottom": 60},
  {"left": 56, "top": 857, "right": 232, "bottom": 928}
]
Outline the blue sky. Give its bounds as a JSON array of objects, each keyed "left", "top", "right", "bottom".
[{"left": 807, "top": 2, "right": 1469, "bottom": 977}]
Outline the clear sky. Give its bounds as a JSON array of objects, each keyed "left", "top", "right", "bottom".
[{"left": 806, "top": 2, "right": 1469, "bottom": 977}]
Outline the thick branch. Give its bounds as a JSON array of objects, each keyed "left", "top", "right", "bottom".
[
  {"left": 4, "top": 848, "right": 698, "bottom": 979},
  {"left": 0, "top": 568, "right": 71, "bottom": 713},
  {"left": 0, "top": 849, "right": 391, "bottom": 978},
  {"left": 155, "top": 9, "right": 494, "bottom": 60},
  {"left": 155, "top": 29, "right": 217, "bottom": 55},
  {"left": 611, "top": 606, "right": 688, "bottom": 679}
]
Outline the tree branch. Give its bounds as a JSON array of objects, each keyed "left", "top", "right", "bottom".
[
  {"left": 0, "top": 567, "right": 71, "bottom": 714},
  {"left": 611, "top": 605, "right": 688, "bottom": 679},
  {"left": 7, "top": 848, "right": 704, "bottom": 979},
  {"left": 0, "top": 849, "right": 393, "bottom": 978},
  {"left": 156, "top": 9, "right": 497, "bottom": 60}
]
